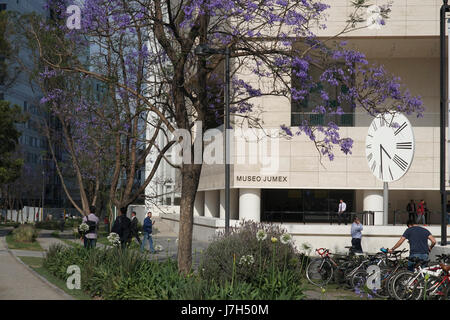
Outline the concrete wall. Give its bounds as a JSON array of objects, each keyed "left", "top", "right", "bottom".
[
  {"left": 160, "top": 213, "right": 450, "bottom": 258},
  {"left": 314, "top": 0, "right": 440, "bottom": 37}
]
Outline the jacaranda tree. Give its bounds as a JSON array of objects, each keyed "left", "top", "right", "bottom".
[{"left": 21, "top": 0, "right": 424, "bottom": 273}]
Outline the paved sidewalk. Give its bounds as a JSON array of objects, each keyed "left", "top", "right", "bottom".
[
  {"left": 0, "top": 228, "right": 71, "bottom": 300},
  {"left": 36, "top": 229, "right": 71, "bottom": 251}
]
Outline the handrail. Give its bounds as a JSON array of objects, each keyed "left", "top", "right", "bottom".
[{"left": 262, "top": 210, "right": 375, "bottom": 225}]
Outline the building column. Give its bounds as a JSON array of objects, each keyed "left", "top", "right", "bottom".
[
  {"left": 220, "top": 188, "right": 240, "bottom": 220},
  {"left": 363, "top": 190, "right": 384, "bottom": 225},
  {"left": 194, "top": 191, "right": 204, "bottom": 216},
  {"left": 239, "top": 188, "right": 261, "bottom": 222},
  {"left": 204, "top": 190, "right": 219, "bottom": 218}
]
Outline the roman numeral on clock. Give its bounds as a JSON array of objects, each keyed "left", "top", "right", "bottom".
[
  {"left": 396, "top": 142, "right": 412, "bottom": 149},
  {"left": 372, "top": 122, "right": 377, "bottom": 131},
  {"left": 389, "top": 166, "right": 394, "bottom": 180},
  {"left": 393, "top": 154, "right": 408, "bottom": 171},
  {"left": 367, "top": 153, "right": 373, "bottom": 162},
  {"left": 394, "top": 122, "right": 407, "bottom": 136},
  {"left": 371, "top": 161, "right": 376, "bottom": 173},
  {"left": 366, "top": 144, "right": 372, "bottom": 149},
  {"left": 380, "top": 117, "right": 387, "bottom": 127}
]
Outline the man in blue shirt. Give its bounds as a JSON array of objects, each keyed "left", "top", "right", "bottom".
[
  {"left": 350, "top": 216, "right": 363, "bottom": 253},
  {"left": 141, "top": 211, "right": 156, "bottom": 254},
  {"left": 389, "top": 220, "right": 436, "bottom": 271}
]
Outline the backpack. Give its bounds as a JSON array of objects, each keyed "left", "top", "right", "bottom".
[
  {"left": 85, "top": 215, "right": 97, "bottom": 233},
  {"left": 111, "top": 216, "right": 122, "bottom": 236}
]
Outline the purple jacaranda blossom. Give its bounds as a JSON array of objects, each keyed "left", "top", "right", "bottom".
[{"left": 38, "top": 0, "right": 422, "bottom": 164}]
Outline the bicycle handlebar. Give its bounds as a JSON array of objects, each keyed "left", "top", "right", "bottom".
[
  {"left": 315, "top": 248, "right": 330, "bottom": 257},
  {"left": 380, "top": 247, "right": 408, "bottom": 255}
]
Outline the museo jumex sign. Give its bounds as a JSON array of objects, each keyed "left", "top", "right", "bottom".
[{"left": 235, "top": 175, "right": 288, "bottom": 183}]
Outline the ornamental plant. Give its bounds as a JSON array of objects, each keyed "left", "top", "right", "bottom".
[
  {"left": 107, "top": 232, "right": 120, "bottom": 247},
  {"left": 78, "top": 222, "right": 89, "bottom": 234},
  {"left": 199, "top": 220, "right": 300, "bottom": 285}
]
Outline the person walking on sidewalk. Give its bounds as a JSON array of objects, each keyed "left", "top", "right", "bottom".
[
  {"left": 112, "top": 207, "right": 131, "bottom": 249},
  {"left": 82, "top": 206, "right": 99, "bottom": 249},
  {"left": 141, "top": 211, "right": 155, "bottom": 254},
  {"left": 130, "top": 211, "right": 141, "bottom": 245}
]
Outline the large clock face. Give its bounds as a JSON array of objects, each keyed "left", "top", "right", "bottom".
[{"left": 365, "top": 112, "right": 415, "bottom": 182}]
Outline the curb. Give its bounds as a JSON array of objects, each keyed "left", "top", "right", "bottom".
[{"left": 1, "top": 229, "right": 75, "bottom": 300}]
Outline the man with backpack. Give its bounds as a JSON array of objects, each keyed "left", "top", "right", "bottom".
[
  {"left": 82, "top": 206, "right": 99, "bottom": 249},
  {"left": 111, "top": 207, "right": 131, "bottom": 249}
]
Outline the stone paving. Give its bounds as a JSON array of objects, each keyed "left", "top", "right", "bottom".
[{"left": 0, "top": 228, "right": 72, "bottom": 300}]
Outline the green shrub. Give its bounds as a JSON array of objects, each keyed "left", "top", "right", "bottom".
[
  {"left": 12, "top": 224, "right": 38, "bottom": 243},
  {"left": 42, "top": 221, "right": 307, "bottom": 300},
  {"left": 199, "top": 220, "right": 300, "bottom": 286}
]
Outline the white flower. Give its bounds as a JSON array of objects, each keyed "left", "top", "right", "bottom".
[
  {"left": 155, "top": 244, "right": 163, "bottom": 252},
  {"left": 239, "top": 254, "right": 255, "bottom": 266},
  {"left": 280, "top": 233, "right": 292, "bottom": 245},
  {"left": 79, "top": 222, "right": 89, "bottom": 233},
  {"left": 107, "top": 232, "right": 120, "bottom": 247},
  {"left": 256, "top": 229, "right": 267, "bottom": 242}
]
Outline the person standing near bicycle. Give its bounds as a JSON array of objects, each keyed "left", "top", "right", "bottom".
[
  {"left": 350, "top": 216, "right": 363, "bottom": 253},
  {"left": 388, "top": 220, "right": 436, "bottom": 272}
]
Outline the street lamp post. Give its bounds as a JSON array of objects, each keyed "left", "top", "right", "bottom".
[
  {"left": 41, "top": 169, "right": 45, "bottom": 222},
  {"left": 440, "top": 0, "right": 449, "bottom": 246},
  {"left": 195, "top": 44, "right": 231, "bottom": 234}
]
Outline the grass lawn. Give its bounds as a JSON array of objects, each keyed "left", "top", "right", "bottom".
[
  {"left": 17, "top": 256, "right": 92, "bottom": 300},
  {"left": 5, "top": 233, "right": 44, "bottom": 251}
]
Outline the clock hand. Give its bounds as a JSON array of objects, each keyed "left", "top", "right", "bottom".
[
  {"left": 380, "top": 145, "right": 392, "bottom": 159},
  {"left": 379, "top": 144, "right": 383, "bottom": 178}
]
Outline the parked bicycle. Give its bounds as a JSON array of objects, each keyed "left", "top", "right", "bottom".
[
  {"left": 390, "top": 253, "right": 450, "bottom": 300},
  {"left": 305, "top": 248, "right": 356, "bottom": 287}
]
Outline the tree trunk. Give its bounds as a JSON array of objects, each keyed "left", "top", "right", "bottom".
[{"left": 177, "top": 163, "right": 202, "bottom": 274}]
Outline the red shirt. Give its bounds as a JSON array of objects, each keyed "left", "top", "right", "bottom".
[{"left": 417, "top": 202, "right": 425, "bottom": 215}]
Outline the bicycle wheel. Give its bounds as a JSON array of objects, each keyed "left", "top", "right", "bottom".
[
  {"left": 391, "top": 270, "right": 419, "bottom": 300},
  {"left": 306, "top": 258, "right": 333, "bottom": 287},
  {"left": 387, "top": 269, "right": 405, "bottom": 299},
  {"left": 350, "top": 269, "right": 367, "bottom": 289},
  {"left": 412, "top": 275, "right": 444, "bottom": 300},
  {"left": 372, "top": 267, "right": 392, "bottom": 299}
]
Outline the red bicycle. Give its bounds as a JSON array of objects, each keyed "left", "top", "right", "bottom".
[{"left": 411, "top": 262, "right": 450, "bottom": 300}]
